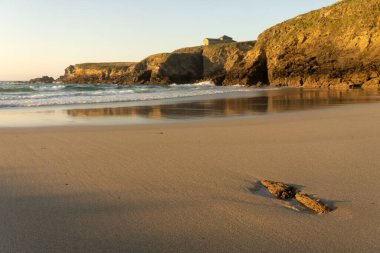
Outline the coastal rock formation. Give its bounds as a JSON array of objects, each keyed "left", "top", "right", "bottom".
[
  {"left": 201, "top": 42, "right": 260, "bottom": 85},
  {"left": 29, "top": 76, "right": 55, "bottom": 83},
  {"left": 252, "top": 0, "right": 380, "bottom": 88},
  {"left": 60, "top": 63, "right": 136, "bottom": 84},
  {"left": 58, "top": 42, "right": 256, "bottom": 85},
  {"left": 59, "top": 0, "right": 380, "bottom": 88}
]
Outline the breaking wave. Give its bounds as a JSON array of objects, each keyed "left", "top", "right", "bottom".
[{"left": 0, "top": 81, "right": 267, "bottom": 108}]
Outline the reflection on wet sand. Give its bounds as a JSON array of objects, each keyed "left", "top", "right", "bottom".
[{"left": 66, "top": 88, "right": 380, "bottom": 120}]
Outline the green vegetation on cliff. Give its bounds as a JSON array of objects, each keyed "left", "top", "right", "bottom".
[{"left": 77, "top": 62, "right": 136, "bottom": 70}]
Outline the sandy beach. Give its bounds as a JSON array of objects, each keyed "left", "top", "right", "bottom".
[{"left": 0, "top": 103, "right": 379, "bottom": 253}]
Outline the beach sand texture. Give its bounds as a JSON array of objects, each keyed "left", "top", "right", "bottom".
[{"left": 0, "top": 103, "right": 379, "bottom": 253}]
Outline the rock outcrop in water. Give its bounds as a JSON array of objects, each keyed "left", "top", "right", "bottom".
[
  {"left": 29, "top": 76, "right": 55, "bottom": 84},
  {"left": 59, "top": 0, "right": 380, "bottom": 88}
]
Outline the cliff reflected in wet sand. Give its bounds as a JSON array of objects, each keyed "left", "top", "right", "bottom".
[{"left": 66, "top": 88, "right": 380, "bottom": 121}]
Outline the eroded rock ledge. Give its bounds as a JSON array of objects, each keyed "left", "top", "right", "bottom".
[{"left": 58, "top": 0, "right": 380, "bottom": 89}]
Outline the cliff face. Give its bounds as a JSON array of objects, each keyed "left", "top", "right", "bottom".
[
  {"left": 60, "top": 0, "right": 380, "bottom": 88},
  {"left": 252, "top": 0, "right": 380, "bottom": 88},
  {"left": 62, "top": 62, "right": 136, "bottom": 84},
  {"left": 59, "top": 42, "right": 257, "bottom": 85}
]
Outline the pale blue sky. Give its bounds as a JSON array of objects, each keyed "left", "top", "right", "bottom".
[{"left": 0, "top": 0, "right": 337, "bottom": 80}]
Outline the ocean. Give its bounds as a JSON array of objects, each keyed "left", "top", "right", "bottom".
[
  {"left": 0, "top": 81, "right": 379, "bottom": 127},
  {"left": 0, "top": 81, "right": 255, "bottom": 108}
]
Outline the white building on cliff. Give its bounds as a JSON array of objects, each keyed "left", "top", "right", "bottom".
[{"left": 203, "top": 35, "right": 236, "bottom": 46}]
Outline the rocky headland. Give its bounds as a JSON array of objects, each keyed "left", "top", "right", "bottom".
[
  {"left": 58, "top": 42, "right": 259, "bottom": 86},
  {"left": 58, "top": 0, "right": 380, "bottom": 89},
  {"left": 29, "top": 76, "right": 55, "bottom": 84}
]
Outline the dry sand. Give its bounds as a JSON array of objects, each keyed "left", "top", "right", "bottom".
[{"left": 0, "top": 103, "right": 379, "bottom": 253}]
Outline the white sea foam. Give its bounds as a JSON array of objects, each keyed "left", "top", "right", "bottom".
[
  {"left": 170, "top": 81, "right": 215, "bottom": 87},
  {"left": 31, "top": 85, "right": 65, "bottom": 91},
  {"left": 195, "top": 80, "right": 216, "bottom": 86},
  {"left": 0, "top": 82, "right": 261, "bottom": 108}
]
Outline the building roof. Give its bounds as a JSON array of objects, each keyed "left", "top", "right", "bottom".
[{"left": 219, "top": 35, "right": 233, "bottom": 40}]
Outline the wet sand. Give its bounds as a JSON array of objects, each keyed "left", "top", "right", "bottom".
[{"left": 0, "top": 103, "right": 380, "bottom": 252}]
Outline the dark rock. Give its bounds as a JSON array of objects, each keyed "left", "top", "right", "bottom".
[{"left": 29, "top": 76, "right": 55, "bottom": 84}]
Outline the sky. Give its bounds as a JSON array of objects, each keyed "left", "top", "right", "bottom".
[{"left": 0, "top": 0, "right": 337, "bottom": 81}]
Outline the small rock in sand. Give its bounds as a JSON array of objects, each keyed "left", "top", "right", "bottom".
[
  {"left": 295, "top": 193, "right": 331, "bottom": 214},
  {"left": 260, "top": 180, "right": 296, "bottom": 200}
]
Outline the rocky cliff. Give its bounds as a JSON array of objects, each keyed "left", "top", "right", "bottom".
[
  {"left": 59, "top": 0, "right": 380, "bottom": 88},
  {"left": 60, "top": 62, "right": 136, "bottom": 84},
  {"left": 253, "top": 0, "right": 380, "bottom": 88},
  {"left": 59, "top": 42, "right": 256, "bottom": 85}
]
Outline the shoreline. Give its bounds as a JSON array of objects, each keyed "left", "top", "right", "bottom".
[
  {"left": 0, "top": 87, "right": 379, "bottom": 128},
  {"left": 0, "top": 102, "right": 379, "bottom": 252},
  {"left": 0, "top": 101, "right": 378, "bottom": 130}
]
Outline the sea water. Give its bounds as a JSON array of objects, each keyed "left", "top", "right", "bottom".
[
  {"left": 0, "top": 81, "right": 255, "bottom": 108},
  {"left": 0, "top": 81, "right": 379, "bottom": 127}
]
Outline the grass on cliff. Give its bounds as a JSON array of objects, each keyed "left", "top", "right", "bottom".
[
  {"left": 173, "top": 46, "right": 203, "bottom": 54},
  {"left": 172, "top": 41, "right": 255, "bottom": 54},
  {"left": 77, "top": 62, "right": 136, "bottom": 70},
  {"left": 206, "top": 41, "right": 254, "bottom": 50},
  {"left": 264, "top": 0, "right": 380, "bottom": 39}
]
